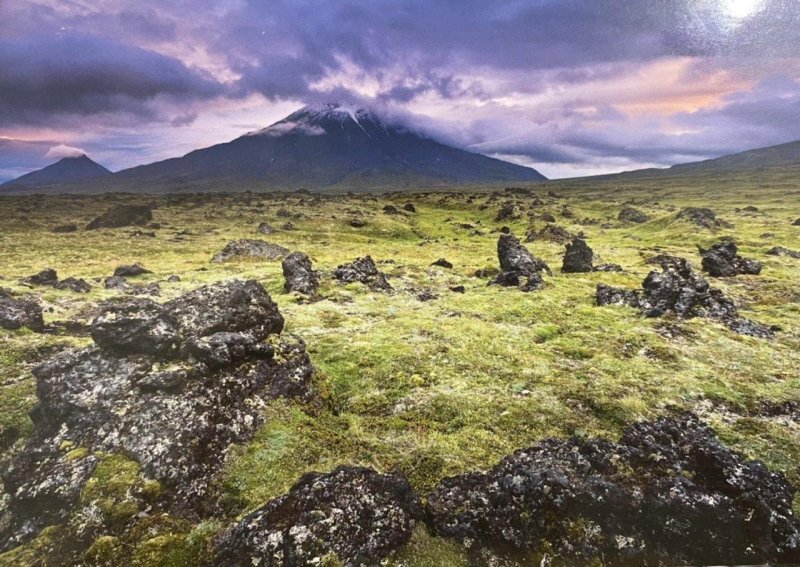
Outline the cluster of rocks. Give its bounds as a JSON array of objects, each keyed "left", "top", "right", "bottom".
[
  {"left": 0, "top": 287, "right": 44, "bottom": 332},
  {"left": 333, "top": 256, "right": 392, "bottom": 292},
  {"left": 525, "top": 224, "right": 573, "bottom": 244},
  {"left": 22, "top": 268, "right": 91, "bottom": 293},
  {"left": 562, "top": 238, "right": 622, "bottom": 273},
  {"left": 596, "top": 255, "right": 775, "bottom": 338},
  {"left": 700, "top": 241, "right": 762, "bottom": 277},
  {"left": 489, "top": 234, "right": 550, "bottom": 292},
  {"left": 618, "top": 206, "right": 649, "bottom": 223},
  {"left": 212, "top": 239, "right": 290, "bottom": 263},
  {"left": 0, "top": 280, "right": 320, "bottom": 551},
  {"left": 677, "top": 207, "right": 731, "bottom": 229},
  {"left": 213, "top": 413, "right": 800, "bottom": 565},
  {"left": 86, "top": 205, "right": 153, "bottom": 230}
]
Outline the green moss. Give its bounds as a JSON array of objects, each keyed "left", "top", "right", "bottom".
[
  {"left": 388, "top": 526, "right": 469, "bottom": 566},
  {"left": 81, "top": 453, "right": 159, "bottom": 525}
]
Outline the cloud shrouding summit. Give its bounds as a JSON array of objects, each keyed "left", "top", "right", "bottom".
[{"left": 1, "top": 0, "right": 799, "bottom": 181}]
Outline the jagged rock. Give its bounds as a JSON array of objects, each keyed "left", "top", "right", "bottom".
[
  {"left": 212, "top": 239, "right": 290, "bottom": 263},
  {"left": 0, "top": 280, "right": 318, "bottom": 551},
  {"left": 450, "top": 285, "right": 465, "bottom": 293},
  {"left": 700, "top": 241, "right": 762, "bottom": 277},
  {"left": 495, "top": 202, "right": 519, "bottom": 222},
  {"left": 349, "top": 218, "right": 366, "bottom": 228},
  {"left": 23, "top": 268, "right": 58, "bottom": 286},
  {"left": 104, "top": 276, "right": 160, "bottom": 297},
  {"left": 333, "top": 256, "right": 392, "bottom": 291},
  {"left": 766, "top": 246, "right": 800, "bottom": 259},
  {"left": 256, "top": 222, "right": 275, "bottom": 235},
  {"left": 562, "top": 238, "right": 594, "bottom": 273},
  {"left": 431, "top": 258, "right": 453, "bottom": 269},
  {"left": 618, "top": 206, "right": 648, "bottom": 223},
  {"left": 497, "top": 234, "right": 551, "bottom": 276},
  {"left": 793, "top": 218, "right": 800, "bottom": 226},
  {"left": 86, "top": 205, "right": 153, "bottom": 230},
  {"left": 525, "top": 224, "right": 573, "bottom": 244},
  {"left": 214, "top": 466, "right": 422, "bottom": 567},
  {"left": 282, "top": 252, "right": 319, "bottom": 297},
  {"left": 0, "top": 294, "right": 44, "bottom": 332},
  {"left": 539, "top": 213, "right": 556, "bottom": 223},
  {"left": 677, "top": 207, "right": 730, "bottom": 228},
  {"left": 51, "top": 224, "right": 78, "bottom": 233},
  {"left": 596, "top": 256, "right": 774, "bottom": 338},
  {"left": 403, "top": 203, "right": 416, "bottom": 213},
  {"left": 113, "top": 263, "right": 152, "bottom": 277},
  {"left": 383, "top": 205, "right": 400, "bottom": 215},
  {"left": 55, "top": 277, "right": 91, "bottom": 293},
  {"left": 427, "top": 413, "right": 800, "bottom": 565}
]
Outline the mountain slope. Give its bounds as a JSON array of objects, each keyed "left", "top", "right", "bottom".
[
  {"left": 59, "top": 104, "right": 546, "bottom": 193},
  {"left": 2, "top": 155, "right": 111, "bottom": 188},
  {"left": 665, "top": 140, "right": 800, "bottom": 174}
]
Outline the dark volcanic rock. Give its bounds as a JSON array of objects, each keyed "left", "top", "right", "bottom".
[
  {"left": 0, "top": 280, "right": 317, "bottom": 551},
  {"left": 349, "top": 218, "right": 366, "bottom": 228},
  {"left": 562, "top": 238, "right": 594, "bottom": 273},
  {"left": 427, "top": 413, "right": 800, "bottom": 565},
  {"left": 23, "top": 268, "right": 58, "bottom": 287},
  {"left": 431, "top": 258, "right": 453, "bottom": 269},
  {"left": 0, "top": 294, "right": 44, "bottom": 332},
  {"left": 525, "top": 224, "right": 573, "bottom": 244},
  {"left": 257, "top": 222, "right": 275, "bottom": 235},
  {"left": 383, "top": 205, "right": 401, "bottom": 215},
  {"left": 700, "top": 241, "right": 762, "bottom": 277},
  {"left": 333, "top": 256, "right": 392, "bottom": 291},
  {"left": 403, "top": 203, "right": 416, "bottom": 213},
  {"left": 51, "top": 223, "right": 78, "bottom": 233},
  {"left": 766, "top": 246, "right": 800, "bottom": 259},
  {"left": 113, "top": 263, "right": 152, "bottom": 277},
  {"left": 86, "top": 205, "right": 153, "bottom": 230},
  {"left": 282, "top": 252, "right": 319, "bottom": 297},
  {"left": 497, "top": 234, "right": 551, "bottom": 276},
  {"left": 793, "top": 218, "right": 800, "bottom": 226},
  {"left": 212, "top": 239, "right": 290, "bottom": 263},
  {"left": 495, "top": 202, "right": 519, "bottom": 222},
  {"left": 214, "top": 466, "right": 422, "bottom": 567},
  {"left": 596, "top": 256, "right": 774, "bottom": 338},
  {"left": 677, "top": 207, "right": 729, "bottom": 228},
  {"left": 618, "top": 206, "right": 649, "bottom": 223},
  {"left": 55, "top": 277, "right": 91, "bottom": 293}
]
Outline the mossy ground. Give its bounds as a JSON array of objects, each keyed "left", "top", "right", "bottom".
[{"left": 0, "top": 170, "right": 798, "bottom": 564}]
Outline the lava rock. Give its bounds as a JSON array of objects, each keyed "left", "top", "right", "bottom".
[
  {"left": 450, "top": 285, "right": 466, "bottom": 293},
  {"left": 256, "top": 222, "right": 275, "bottom": 235},
  {"left": 214, "top": 466, "right": 422, "bottom": 567},
  {"left": 618, "top": 207, "right": 648, "bottom": 223},
  {"left": 23, "top": 268, "right": 58, "bottom": 286},
  {"left": 55, "top": 277, "right": 91, "bottom": 293},
  {"left": 793, "top": 218, "right": 800, "bottom": 226},
  {"left": 700, "top": 241, "right": 762, "bottom": 277},
  {"left": 349, "top": 218, "right": 366, "bottom": 228},
  {"left": 383, "top": 205, "right": 401, "bottom": 215},
  {"left": 51, "top": 224, "right": 78, "bottom": 233},
  {"left": 766, "top": 246, "right": 800, "bottom": 259},
  {"left": 431, "top": 258, "right": 453, "bottom": 269},
  {"left": 495, "top": 202, "right": 519, "bottom": 222},
  {"left": 403, "top": 203, "right": 416, "bottom": 213},
  {"left": 86, "top": 205, "right": 153, "bottom": 230},
  {"left": 427, "top": 413, "right": 800, "bottom": 565},
  {"left": 113, "top": 263, "right": 152, "bottom": 277},
  {"left": 212, "top": 239, "right": 290, "bottom": 263},
  {"left": 677, "top": 207, "right": 729, "bottom": 228},
  {"left": 282, "top": 252, "right": 319, "bottom": 297},
  {"left": 497, "top": 234, "right": 551, "bottom": 276},
  {"left": 333, "top": 256, "right": 392, "bottom": 292},
  {"left": 562, "top": 238, "right": 594, "bottom": 273},
  {"left": 525, "top": 224, "right": 573, "bottom": 244},
  {"left": 0, "top": 294, "right": 44, "bottom": 332},
  {"left": 91, "top": 298, "right": 180, "bottom": 357},
  {"left": 596, "top": 256, "right": 773, "bottom": 338}
]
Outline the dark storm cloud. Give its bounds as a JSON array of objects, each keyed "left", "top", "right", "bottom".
[{"left": 0, "top": 35, "right": 225, "bottom": 128}]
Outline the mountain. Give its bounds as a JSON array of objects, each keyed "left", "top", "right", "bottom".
[
  {"left": 664, "top": 140, "right": 800, "bottom": 174},
  {"left": 47, "top": 104, "right": 545, "bottom": 193},
  {"left": 2, "top": 155, "right": 111, "bottom": 188}
]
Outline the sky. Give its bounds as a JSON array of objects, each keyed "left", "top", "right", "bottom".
[{"left": 1, "top": 0, "right": 799, "bottom": 182}]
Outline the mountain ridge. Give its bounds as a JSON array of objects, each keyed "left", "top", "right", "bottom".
[{"left": 3, "top": 155, "right": 111, "bottom": 188}]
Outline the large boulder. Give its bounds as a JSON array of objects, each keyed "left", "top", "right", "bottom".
[
  {"left": 677, "top": 207, "right": 729, "bottom": 229},
  {"left": 214, "top": 466, "right": 422, "bottom": 566},
  {"left": 113, "top": 263, "right": 152, "bottom": 277},
  {"left": 497, "top": 234, "right": 551, "bottom": 276},
  {"left": 0, "top": 292, "right": 44, "bottom": 332},
  {"left": 700, "top": 241, "right": 762, "bottom": 277},
  {"left": 86, "top": 205, "right": 153, "bottom": 230},
  {"left": 212, "top": 239, "right": 289, "bottom": 263},
  {"left": 333, "top": 256, "right": 392, "bottom": 292},
  {"left": 0, "top": 280, "right": 317, "bottom": 552},
  {"left": 282, "top": 252, "right": 319, "bottom": 297},
  {"left": 427, "top": 413, "right": 800, "bottom": 565},
  {"left": 596, "top": 256, "right": 773, "bottom": 337},
  {"left": 766, "top": 246, "right": 800, "bottom": 259},
  {"left": 618, "top": 207, "right": 648, "bottom": 223},
  {"left": 562, "top": 238, "right": 594, "bottom": 273}
]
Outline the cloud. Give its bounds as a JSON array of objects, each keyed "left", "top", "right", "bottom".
[{"left": 45, "top": 144, "right": 87, "bottom": 159}]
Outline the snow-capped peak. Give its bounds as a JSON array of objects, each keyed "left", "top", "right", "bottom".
[{"left": 246, "top": 103, "right": 378, "bottom": 137}]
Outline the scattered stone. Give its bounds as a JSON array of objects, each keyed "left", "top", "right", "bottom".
[
  {"left": 403, "top": 203, "right": 416, "bottom": 213},
  {"left": 104, "top": 276, "right": 160, "bottom": 297},
  {"left": 23, "top": 268, "right": 58, "bottom": 287},
  {"left": 449, "top": 285, "right": 465, "bottom": 293},
  {"left": 282, "top": 221, "right": 296, "bottom": 231},
  {"left": 51, "top": 224, "right": 77, "bottom": 233},
  {"left": 282, "top": 252, "right": 319, "bottom": 297},
  {"left": 427, "top": 413, "right": 800, "bottom": 565},
  {"left": 349, "top": 218, "right": 366, "bottom": 228},
  {"left": 677, "top": 207, "right": 730, "bottom": 228},
  {"left": 333, "top": 256, "right": 392, "bottom": 292},
  {"left": 55, "top": 277, "right": 91, "bottom": 293},
  {"left": 700, "top": 241, "right": 762, "bottom": 277},
  {"left": 86, "top": 205, "right": 153, "bottom": 230},
  {"left": 766, "top": 246, "right": 800, "bottom": 259},
  {"left": 495, "top": 203, "right": 519, "bottom": 222},
  {"left": 618, "top": 207, "right": 649, "bottom": 223},
  {"left": 431, "top": 258, "right": 453, "bottom": 269},
  {"left": 212, "top": 239, "right": 290, "bottom": 263},
  {"left": 0, "top": 280, "right": 318, "bottom": 551},
  {"left": 113, "top": 263, "right": 152, "bottom": 277},
  {"left": 497, "top": 234, "right": 551, "bottom": 276},
  {"left": 256, "top": 222, "right": 274, "bottom": 235},
  {"left": 525, "top": 224, "right": 573, "bottom": 244},
  {"left": 214, "top": 466, "right": 421, "bottom": 566},
  {"left": 592, "top": 263, "right": 623, "bottom": 272},
  {"left": 562, "top": 238, "right": 594, "bottom": 273},
  {"left": 539, "top": 213, "right": 556, "bottom": 223},
  {"left": 547, "top": 190, "right": 560, "bottom": 198},
  {"left": 0, "top": 293, "right": 44, "bottom": 332},
  {"left": 596, "top": 255, "right": 774, "bottom": 338},
  {"left": 793, "top": 218, "right": 800, "bottom": 226},
  {"left": 416, "top": 290, "right": 438, "bottom": 302},
  {"left": 383, "top": 205, "right": 401, "bottom": 215},
  {"left": 167, "top": 275, "right": 181, "bottom": 282},
  {"left": 743, "top": 205, "right": 759, "bottom": 212},
  {"left": 276, "top": 209, "right": 291, "bottom": 218}
]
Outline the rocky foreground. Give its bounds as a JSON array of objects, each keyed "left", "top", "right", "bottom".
[{"left": 1, "top": 276, "right": 799, "bottom": 566}]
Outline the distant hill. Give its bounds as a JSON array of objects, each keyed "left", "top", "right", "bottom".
[
  {"left": 18, "top": 104, "right": 545, "bottom": 194},
  {"left": 2, "top": 155, "right": 111, "bottom": 188}
]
